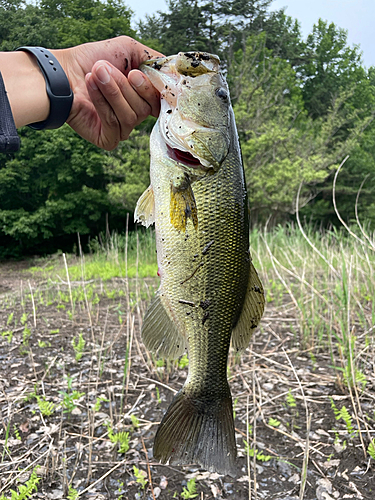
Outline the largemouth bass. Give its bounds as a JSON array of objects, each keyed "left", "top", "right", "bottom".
[{"left": 135, "top": 52, "right": 265, "bottom": 476}]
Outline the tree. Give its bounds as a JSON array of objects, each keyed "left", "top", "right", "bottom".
[
  {"left": 0, "top": 126, "right": 128, "bottom": 256},
  {"left": 0, "top": 0, "right": 135, "bottom": 50},
  {"left": 138, "top": 0, "right": 272, "bottom": 66},
  {"left": 230, "top": 34, "right": 374, "bottom": 224},
  {"left": 104, "top": 129, "right": 152, "bottom": 213},
  {"left": 0, "top": 0, "right": 137, "bottom": 256},
  {"left": 300, "top": 19, "right": 365, "bottom": 119}
]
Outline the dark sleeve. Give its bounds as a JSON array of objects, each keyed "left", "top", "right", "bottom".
[{"left": 0, "top": 71, "right": 20, "bottom": 153}]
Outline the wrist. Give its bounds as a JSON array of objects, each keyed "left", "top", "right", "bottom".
[
  {"left": 16, "top": 47, "right": 74, "bottom": 130},
  {"left": 0, "top": 51, "right": 50, "bottom": 128}
]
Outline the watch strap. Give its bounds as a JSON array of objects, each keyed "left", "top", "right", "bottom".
[{"left": 16, "top": 46, "right": 74, "bottom": 130}]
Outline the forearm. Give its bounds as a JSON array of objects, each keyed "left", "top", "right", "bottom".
[
  {"left": 0, "top": 51, "right": 50, "bottom": 128},
  {"left": 0, "top": 37, "right": 161, "bottom": 150}
]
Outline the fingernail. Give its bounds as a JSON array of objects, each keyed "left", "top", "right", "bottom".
[
  {"left": 96, "top": 63, "right": 111, "bottom": 84},
  {"left": 130, "top": 71, "right": 145, "bottom": 88},
  {"left": 87, "top": 73, "right": 98, "bottom": 90}
]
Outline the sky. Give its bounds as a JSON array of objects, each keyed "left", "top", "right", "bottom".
[{"left": 125, "top": 0, "right": 375, "bottom": 68}]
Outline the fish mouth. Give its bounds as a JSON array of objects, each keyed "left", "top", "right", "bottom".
[{"left": 166, "top": 145, "right": 203, "bottom": 168}]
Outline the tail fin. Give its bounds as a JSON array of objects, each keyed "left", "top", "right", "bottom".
[{"left": 153, "top": 388, "right": 237, "bottom": 477}]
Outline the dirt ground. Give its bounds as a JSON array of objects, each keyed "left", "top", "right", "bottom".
[{"left": 0, "top": 260, "right": 374, "bottom": 500}]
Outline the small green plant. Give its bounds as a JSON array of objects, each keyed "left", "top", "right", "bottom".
[
  {"left": 181, "top": 478, "right": 198, "bottom": 499},
  {"left": 72, "top": 333, "right": 86, "bottom": 361},
  {"left": 50, "top": 329, "right": 60, "bottom": 334},
  {"left": 67, "top": 487, "right": 79, "bottom": 500},
  {"left": 117, "top": 481, "right": 125, "bottom": 500},
  {"left": 20, "top": 313, "right": 28, "bottom": 325},
  {"left": 130, "top": 414, "right": 140, "bottom": 429},
  {"left": 6, "top": 312, "right": 14, "bottom": 326},
  {"left": 286, "top": 389, "right": 297, "bottom": 408},
  {"left": 38, "top": 340, "right": 51, "bottom": 348},
  {"left": 35, "top": 396, "right": 56, "bottom": 417},
  {"left": 1, "top": 330, "right": 13, "bottom": 343},
  {"left": 93, "top": 396, "right": 109, "bottom": 412},
  {"left": 0, "top": 466, "right": 40, "bottom": 500},
  {"left": 178, "top": 354, "right": 189, "bottom": 369},
  {"left": 155, "top": 386, "right": 161, "bottom": 404},
  {"left": 244, "top": 441, "right": 272, "bottom": 462},
  {"left": 106, "top": 423, "right": 130, "bottom": 454},
  {"left": 59, "top": 376, "right": 85, "bottom": 414},
  {"left": 133, "top": 466, "right": 148, "bottom": 489},
  {"left": 268, "top": 417, "right": 281, "bottom": 427},
  {"left": 330, "top": 398, "right": 355, "bottom": 435},
  {"left": 156, "top": 358, "right": 165, "bottom": 368},
  {"left": 22, "top": 326, "right": 31, "bottom": 343},
  {"left": 367, "top": 439, "right": 375, "bottom": 460},
  {"left": 23, "top": 384, "right": 38, "bottom": 403},
  {"left": 13, "top": 425, "right": 21, "bottom": 441}
]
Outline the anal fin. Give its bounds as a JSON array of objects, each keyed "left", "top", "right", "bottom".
[
  {"left": 231, "top": 260, "right": 265, "bottom": 352},
  {"left": 142, "top": 292, "right": 187, "bottom": 359}
]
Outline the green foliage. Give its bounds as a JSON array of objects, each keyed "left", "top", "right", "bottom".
[
  {"left": 106, "top": 424, "right": 130, "bottom": 454},
  {"left": 268, "top": 417, "right": 281, "bottom": 427},
  {"left": 368, "top": 439, "right": 375, "bottom": 460},
  {"left": 0, "top": 0, "right": 135, "bottom": 50},
  {"left": 105, "top": 129, "right": 152, "bottom": 212},
  {"left": 301, "top": 19, "right": 367, "bottom": 119},
  {"left": 6, "top": 312, "right": 14, "bottom": 325},
  {"left": 59, "top": 375, "right": 85, "bottom": 414},
  {"left": 330, "top": 398, "right": 355, "bottom": 435},
  {"left": 94, "top": 395, "right": 109, "bottom": 412},
  {"left": 286, "top": 389, "right": 297, "bottom": 408},
  {"left": 243, "top": 441, "right": 272, "bottom": 462},
  {"left": 67, "top": 488, "right": 79, "bottom": 500},
  {"left": 72, "top": 332, "right": 86, "bottom": 361},
  {"left": 0, "top": 467, "right": 40, "bottom": 500},
  {"left": 133, "top": 465, "right": 148, "bottom": 489},
  {"left": 155, "top": 386, "right": 161, "bottom": 403},
  {"left": 13, "top": 425, "right": 21, "bottom": 441},
  {"left": 178, "top": 354, "right": 189, "bottom": 369},
  {"left": 231, "top": 32, "right": 373, "bottom": 222},
  {"left": 181, "top": 478, "right": 198, "bottom": 499},
  {"left": 1, "top": 330, "right": 13, "bottom": 343},
  {"left": 35, "top": 396, "right": 56, "bottom": 417},
  {"left": 0, "top": 126, "right": 128, "bottom": 257},
  {"left": 130, "top": 414, "right": 140, "bottom": 429}
]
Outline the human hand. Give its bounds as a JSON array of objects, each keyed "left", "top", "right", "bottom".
[{"left": 52, "top": 36, "right": 163, "bottom": 150}]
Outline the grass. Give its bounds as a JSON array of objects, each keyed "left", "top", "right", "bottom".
[
  {"left": 250, "top": 223, "right": 375, "bottom": 389},
  {"left": 0, "top": 220, "right": 374, "bottom": 498},
  {"left": 28, "top": 229, "right": 158, "bottom": 281}
]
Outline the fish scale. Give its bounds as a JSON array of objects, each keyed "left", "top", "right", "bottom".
[{"left": 135, "top": 51, "right": 265, "bottom": 476}]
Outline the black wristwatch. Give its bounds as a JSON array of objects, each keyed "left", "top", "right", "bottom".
[{"left": 16, "top": 46, "right": 74, "bottom": 130}]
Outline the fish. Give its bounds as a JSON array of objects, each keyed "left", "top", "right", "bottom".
[{"left": 134, "top": 51, "right": 265, "bottom": 476}]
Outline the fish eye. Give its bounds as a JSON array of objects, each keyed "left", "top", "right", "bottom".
[{"left": 216, "top": 88, "right": 228, "bottom": 100}]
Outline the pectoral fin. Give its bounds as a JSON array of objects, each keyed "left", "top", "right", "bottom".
[
  {"left": 170, "top": 183, "right": 198, "bottom": 232},
  {"left": 231, "top": 261, "right": 265, "bottom": 352},
  {"left": 142, "top": 292, "right": 187, "bottom": 359},
  {"left": 134, "top": 185, "right": 155, "bottom": 227}
]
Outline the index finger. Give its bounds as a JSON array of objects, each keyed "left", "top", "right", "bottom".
[
  {"left": 126, "top": 38, "right": 164, "bottom": 70},
  {"left": 128, "top": 69, "right": 160, "bottom": 117}
]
